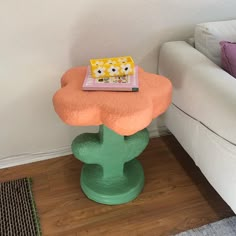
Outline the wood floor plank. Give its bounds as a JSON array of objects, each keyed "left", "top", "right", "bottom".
[{"left": 0, "top": 135, "right": 234, "bottom": 236}]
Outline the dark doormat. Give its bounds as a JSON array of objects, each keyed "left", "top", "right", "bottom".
[{"left": 0, "top": 178, "right": 41, "bottom": 236}]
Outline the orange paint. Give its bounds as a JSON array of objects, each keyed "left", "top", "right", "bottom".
[{"left": 53, "top": 66, "right": 172, "bottom": 136}]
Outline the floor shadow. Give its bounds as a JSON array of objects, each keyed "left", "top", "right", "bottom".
[{"left": 161, "top": 135, "right": 235, "bottom": 218}]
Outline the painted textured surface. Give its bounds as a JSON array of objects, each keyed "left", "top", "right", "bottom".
[
  {"left": 72, "top": 125, "right": 149, "bottom": 204},
  {"left": 53, "top": 66, "right": 172, "bottom": 136}
]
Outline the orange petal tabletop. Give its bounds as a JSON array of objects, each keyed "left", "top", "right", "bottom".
[{"left": 53, "top": 66, "right": 172, "bottom": 205}]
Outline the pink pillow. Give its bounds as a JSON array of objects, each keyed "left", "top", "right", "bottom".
[{"left": 220, "top": 41, "right": 236, "bottom": 78}]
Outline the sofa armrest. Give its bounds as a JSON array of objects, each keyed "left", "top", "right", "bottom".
[
  {"left": 158, "top": 41, "right": 222, "bottom": 78},
  {"left": 158, "top": 41, "right": 236, "bottom": 144}
]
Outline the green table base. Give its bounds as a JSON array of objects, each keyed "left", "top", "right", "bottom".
[{"left": 72, "top": 125, "right": 149, "bottom": 205}]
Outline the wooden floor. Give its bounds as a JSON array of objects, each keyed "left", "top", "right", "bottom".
[{"left": 0, "top": 135, "right": 234, "bottom": 236}]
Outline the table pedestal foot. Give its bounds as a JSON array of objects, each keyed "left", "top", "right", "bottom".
[
  {"left": 81, "top": 159, "right": 144, "bottom": 205},
  {"left": 72, "top": 125, "right": 149, "bottom": 205}
]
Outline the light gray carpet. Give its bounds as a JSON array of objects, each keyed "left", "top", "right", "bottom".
[{"left": 175, "top": 216, "right": 236, "bottom": 236}]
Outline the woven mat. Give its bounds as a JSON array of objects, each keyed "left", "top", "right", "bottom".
[
  {"left": 174, "top": 216, "right": 236, "bottom": 236},
  {"left": 0, "top": 178, "right": 41, "bottom": 236}
]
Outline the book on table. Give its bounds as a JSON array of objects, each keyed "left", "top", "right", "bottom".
[{"left": 82, "top": 66, "right": 139, "bottom": 92}]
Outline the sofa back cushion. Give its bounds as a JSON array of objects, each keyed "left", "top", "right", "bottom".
[
  {"left": 195, "top": 19, "right": 236, "bottom": 66},
  {"left": 220, "top": 41, "right": 236, "bottom": 78}
]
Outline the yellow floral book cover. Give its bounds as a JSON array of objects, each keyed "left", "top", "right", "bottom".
[
  {"left": 90, "top": 56, "right": 135, "bottom": 78},
  {"left": 82, "top": 66, "right": 139, "bottom": 92}
]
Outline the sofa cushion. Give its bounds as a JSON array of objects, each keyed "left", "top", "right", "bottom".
[
  {"left": 220, "top": 41, "right": 236, "bottom": 78},
  {"left": 195, "top": 19, "right": 236, "bottom": 66}
]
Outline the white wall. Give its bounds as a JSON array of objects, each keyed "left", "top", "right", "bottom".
[{"left": 1, "top": 0, "right": 236, "bottom": 168}]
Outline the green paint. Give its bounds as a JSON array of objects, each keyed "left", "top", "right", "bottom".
[{"left": 72, "top": 125, "right": 149, "bottom": 205}]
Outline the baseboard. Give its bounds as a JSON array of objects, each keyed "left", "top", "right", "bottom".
[
  {"left": 0, "top": 126, "right": 170, "bottom": 169},
  {"left": 149, "top": 125, "right": 171, "bottom": 137},
  {"left": 0, "top": 146, "right": 72, "bottom": 169},
  {"left": 158, "top": 125, "right": 171, "bottom": 136}
]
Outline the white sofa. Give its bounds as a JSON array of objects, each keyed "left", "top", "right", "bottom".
[{"left": 158, "top": 19, "right": 236, "bottom": 213}]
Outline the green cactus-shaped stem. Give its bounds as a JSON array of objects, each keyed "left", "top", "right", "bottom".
[{"left": 72, "top": 125, "right": 149, "bottom": 205}]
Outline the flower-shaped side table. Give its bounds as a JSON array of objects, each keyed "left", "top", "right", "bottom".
[{"left": 53, "top": 66, "right": 172, "bottom": 205}]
